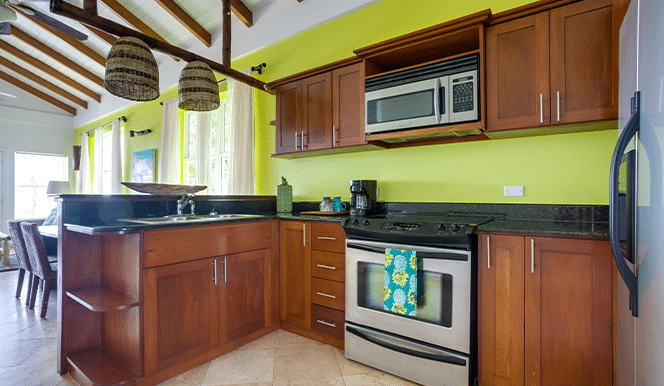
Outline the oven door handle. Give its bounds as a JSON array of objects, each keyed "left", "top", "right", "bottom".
[
  {"left": 346, "top": 242, "right": 468, "bottom": 261},
  {"left": 345, "top": 325, "right": 467, "bottom": 366}
]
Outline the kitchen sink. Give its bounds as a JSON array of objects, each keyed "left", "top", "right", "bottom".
[{"left": 119, "top": 214, "right": 263, "bottom": 225}]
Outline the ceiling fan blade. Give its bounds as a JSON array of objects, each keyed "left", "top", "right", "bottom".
[
  {"left": 16, "top": 5, "right": 88, "bottom": 40},
  {"left": 0, "top": 22, "right": 9, "bottom": 34}
]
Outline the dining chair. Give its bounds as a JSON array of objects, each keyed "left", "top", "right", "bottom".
[
  {"left": 6, "top": 220, "right": 34, "bottom": 305},
  {"left": 20, "top": 222, "right": 57, "bottom": 318}
]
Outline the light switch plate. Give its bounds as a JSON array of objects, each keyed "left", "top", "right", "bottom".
[{"left": 504, "top": 186, "right": 524, "bottom": 197}]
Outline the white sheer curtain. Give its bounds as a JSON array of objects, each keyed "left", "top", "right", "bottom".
[
  {"left": 158, "top": 98, "right": 181, "bottom": 184},
  {"left": 110, "top": 119, "right": 122, "bottom": 193},
  {"left": 93, "top": 126, "right": 104, "bottom": 194},
  {"left": 196, "top": 111, "right": 211, "bottom": 192},
  {"left": 78, "top": 132, "right": 90, "bottom": 193},
  {"left": 227, "top": 69, "right": 255, "bottom": 195}
]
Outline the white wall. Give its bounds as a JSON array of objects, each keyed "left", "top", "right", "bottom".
[{"left": 0, "top": 105, "right": 74, "bottom": 233}]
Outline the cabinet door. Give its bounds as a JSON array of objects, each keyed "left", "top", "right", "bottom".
[
  {"left": 302, "top": 72, "right": 332, "bottom": 151},
  {"left": 144, "top": 258, "right": 217, "bottom": 376},
  {"left": 525, "top": 237, "right": 613, "bottom": 385},
  {"left": 275, "top": 81, "right": 302, "bottom": 154},
  {"left": 279, "top": 221, "right": 311, "bottom": 329},
  {"left": 478, "top": 234, "right": 525, "bottom": 386},
  {"left": 486, "top": 12, "right": 550, "bottom": 131},
  {"left": 550, "top": 0, "right": 617, "bottom": 124},
  {"left": 332, "top": 63, "right": 366, "bottom": 147},
  {"left": 219, "top": 249, "right": 268, "bottom": 343}
]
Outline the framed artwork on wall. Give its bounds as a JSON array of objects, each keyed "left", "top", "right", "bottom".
[{"left": 131, "top": 149, "right": 156, "bottom": 183}]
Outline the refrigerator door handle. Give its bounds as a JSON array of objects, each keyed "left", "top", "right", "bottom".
[{"left": 609, "top": 91, "right": 640, "bottom": 317}]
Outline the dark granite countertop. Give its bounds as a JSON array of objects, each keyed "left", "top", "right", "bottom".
[{"left": 477, "top": 219, "right": 609, "bottom": 238}]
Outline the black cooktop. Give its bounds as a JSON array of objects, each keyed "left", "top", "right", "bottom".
[{"left": 343, "top": 212, "right": 495, "bottom": 249}]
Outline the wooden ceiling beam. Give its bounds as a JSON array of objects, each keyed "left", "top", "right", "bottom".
[
  {"left": 0, "top": 55, "right": 87, "bottom": 108},
  {"left": 153, "top": 0, "right": 211, "bottom": 47},
  {"left": 0, "top": 68, "right": 76, "bottom": 115},
  {"left": 83, "top": 0, "right": 97, "bottom": 15},
  {"left": 230, "top": 0, "right": 253, "bottom": 27},
  {"left": 50, "top": 0, "right": 270, "bottom": 93},
  {"left": 0, "top": 39, "right": 101, "bottom": 102},
  {"left": 8, "top": 4, "right": 106, "bottom": 67},
  {"left": 98, "top": 0, "right": 179, "bottom": 61},
  {"left": 10, "top": 26, "right": 104, "bottom": 87}
]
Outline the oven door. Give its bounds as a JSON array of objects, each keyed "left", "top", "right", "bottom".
[
  {"left": 365, "top": 77, "right": 449, "bottom": 135},
  {"left": 345, "top": 239, "right": 472, "bottom": 354}
]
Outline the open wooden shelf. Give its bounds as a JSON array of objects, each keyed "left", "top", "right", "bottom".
[
  {"left": 67, "top": 286, "right": 139, "bottom": 312},
  {"left": 67, "top": 345, "right": 140, "bottom": 386}
]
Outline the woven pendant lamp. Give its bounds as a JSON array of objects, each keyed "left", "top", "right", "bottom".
[
  {"left": 178, "top": 61, "right": 220, "bottom": 111},
  {"left": 104, "top": 36, "right": 160, "bottom": 101}
]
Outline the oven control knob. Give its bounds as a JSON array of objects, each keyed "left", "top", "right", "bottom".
[
  {"left": 352, "top": 219, "right": 360, "bottom": 226},
  {"left": 436, "top": 223, "right": 446, "bottom": 231},
  {"left": 449, "top": 224, "right": 461, "bottom": 233},
  {"left": 363, "top": 220, "right": 370, "bottom": 226}
]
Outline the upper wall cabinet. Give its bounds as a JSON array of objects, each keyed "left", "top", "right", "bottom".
[
  {"left": 269, "top": 58, "right": 367, "bottom": 158},
  {"left": 486, "top": 0, "right": 627, "bottom": 133}
]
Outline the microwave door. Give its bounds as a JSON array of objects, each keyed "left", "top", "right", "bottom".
[{"left": 365, "top": 78, "right": 441, "bottom": 135}]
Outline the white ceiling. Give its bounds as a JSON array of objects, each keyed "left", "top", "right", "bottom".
[{"left": 0, "top": 0, "right": 382, "bottom": 128}]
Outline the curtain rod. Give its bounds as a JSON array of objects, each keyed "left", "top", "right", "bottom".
[{"left": 81, "top": 116, "right": 127, "bottom": 135}]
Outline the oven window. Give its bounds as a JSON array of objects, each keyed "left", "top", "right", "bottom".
[
  {"left": 357, "top": 262, "right": 453, "bottom": 328},
  {"left": 367, "top": 90, "right": 434, "bottom": 124}
]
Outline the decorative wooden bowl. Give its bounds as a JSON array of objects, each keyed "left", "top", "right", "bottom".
[{"left": 121, "top": 182, "right": 207, "bottom": 195}]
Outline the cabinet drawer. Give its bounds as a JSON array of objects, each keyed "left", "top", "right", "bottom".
[
  {"left": 311, "top": 277, "right": 345, "bottom": 311},
  {"left": 144, "top": 221, "right": 272, "bottom": 268},
  {"left": 311, "top": 304, "right": 345, "bottom": 340},
  {"left": 311, "top": 223, "right": 345, "bottom": 253},
  {"left": 312, "top": 251, "right": 345, "bottom": 282}
]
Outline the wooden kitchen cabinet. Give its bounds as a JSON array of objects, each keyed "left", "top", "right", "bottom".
[
  {"left": 270, "top": 58, "right": 366, "bottom": 156},
  {"left": 144, "top": 258, "right": 218, "bottom": 376},
  {"left": 279, "top": 221, "right": 312, "bottom": 329},
  {"left": 486, "top": 0, "right": 622, "bottom": 132},
  {"left": 478, "top": 233, "right": 614, "bottom": 386}
]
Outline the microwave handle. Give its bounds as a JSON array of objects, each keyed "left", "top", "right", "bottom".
[
  {"left": 434, "top": 78, "right": 441, "bottom": 124},
  {"left": 346, "top": 242, "right": 468, "bottom": 261}
]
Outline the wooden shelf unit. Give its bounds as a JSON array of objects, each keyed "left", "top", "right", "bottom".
[{"left": 67, "top": 346, "right": 140, "bottom": 386}]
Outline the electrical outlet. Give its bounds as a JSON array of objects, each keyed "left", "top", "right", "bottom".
[{"left": 504, "top": 186, "right": 524, "bottom": 197}]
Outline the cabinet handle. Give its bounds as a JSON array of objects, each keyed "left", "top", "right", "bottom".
[
  {"left": 303, "top": 224, "right": 307, "bottom": 246},
  {"left": 295, "top": 132, "right": 299, "bottom": 150},
  {"left": 531, "top": 239, "right": 535, "bottom": 274},
  {"left": 486, "top": 236, "right": 490, "bottom": 269},
  {"left": 557, "top": 91, "right": 560, "bottom": 122},
  {"left": 316, "top": 292, "right": 336, "bottom": 299},
  {"left": 316, "top": 319, "right": 337, "bottom": 328},
  {"left": 540, "top": 94, "right": 543, "bottom": 124},
  {"left": 223, "top": 257, "right": 227, "bottom": 283},
  {"left": 213, "top": 259, "right": 217, "bottom": 285},
  {"left": 333, "top": 125, "right": 337, "bottom": 145},
  {"left": 316, "top": 264, "right": 336, "bottom": 270},
  {"left": 317, "top": 236, "right": 336, "bottom": 240},
  {"left": 301, "top": 130, "right": 305, "bottom": 149}
]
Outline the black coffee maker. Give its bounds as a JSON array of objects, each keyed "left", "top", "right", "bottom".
[{"left": 349, "top": 180, "right": 377, "bottom": 217}]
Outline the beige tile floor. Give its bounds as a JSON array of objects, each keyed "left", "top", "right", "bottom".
[{"left": 0, "top": 270, "right": 419, "bottom": 386}]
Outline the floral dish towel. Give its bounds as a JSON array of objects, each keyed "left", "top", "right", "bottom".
[{"left": 384, "top": 248, "right": 418, "bottom": 316}]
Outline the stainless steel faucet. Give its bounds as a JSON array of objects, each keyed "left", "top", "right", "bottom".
[{"left": 177, "top": 194, "right": 195, "bottom": 215}]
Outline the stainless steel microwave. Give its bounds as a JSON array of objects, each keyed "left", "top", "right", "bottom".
[{"left": 365, "top": 55, "right": 479, "bottom": 135}]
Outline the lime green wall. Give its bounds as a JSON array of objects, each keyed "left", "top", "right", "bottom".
[{"left": 74, "top": 0, "right": 620, "bottom": 204}]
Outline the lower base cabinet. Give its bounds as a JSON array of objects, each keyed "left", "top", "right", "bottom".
[{"left": 478, "top": 233, "right": 614, "bottom": 386}]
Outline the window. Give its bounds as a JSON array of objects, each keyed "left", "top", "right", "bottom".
[
  {"left": 183, "top": 101, "right": 228, "bottom": 194},
  {"left": 14, "top": 152, "right": 68, "bottom": 218},
  {"left": 100, "top": 127, "right": 124, "bottom": 194}
]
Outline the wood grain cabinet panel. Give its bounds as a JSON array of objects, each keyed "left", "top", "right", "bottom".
[
  {"left": 311, "top": 222, "right": 346, "bottom": 253},
  {"left": 332, "top": 62, "right": 366, "bottom": 147},
  {"left": 303, "top": 72, "right": 333, "bottom": 151},
  {"left": 311, "top": 277, "right": 345, "bottom": 311},
  {"left": 486, "top": 0, "right": 620, "bottom": 132},
  {"left": 478, "top": 233, "right": 614, "bottom": 386},
  {"left": 275, "top": 81, "right": 302, "bottom": 154},
  {"left": 279, "top": 221, "right": 311, "bottom": 329}
]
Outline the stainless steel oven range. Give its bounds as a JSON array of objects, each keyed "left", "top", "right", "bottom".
[{"left": 343, "top": 213, "right": 492, "bottom": 386}]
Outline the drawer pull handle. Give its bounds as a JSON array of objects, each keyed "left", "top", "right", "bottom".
[
  {"left": 316, "top": 319, "right": 336, "bottom": 328},
  {"left": 316, "top": 292, "right": 336, "bottom": 299},
  {"left": 316, "top": 264, "right": 336, "bottom": 270},
  {"left": 317, "top": 236, "right": 337, "bottom": 240}
]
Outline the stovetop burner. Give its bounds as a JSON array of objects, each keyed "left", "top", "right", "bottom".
[{"left": 343, "top": 212, "right": 496, "bottom": 249}]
